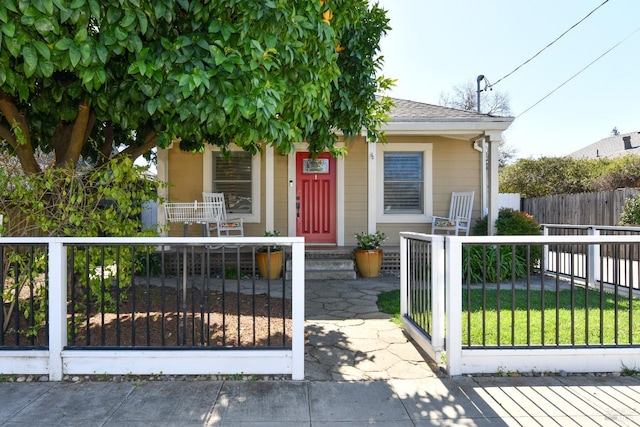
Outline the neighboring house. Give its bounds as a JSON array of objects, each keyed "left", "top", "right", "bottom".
[
  {"left": 569, "top": 131, "right": 640, "bottom": 159},
  {"left": 157, "top": 98, "right": 514, "bottom": 244}
]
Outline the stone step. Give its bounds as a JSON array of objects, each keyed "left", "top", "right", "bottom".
[{"left": 285, "top": 258, "right": 356, "bottom": 280}]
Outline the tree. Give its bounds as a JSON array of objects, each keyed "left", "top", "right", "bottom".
[
  {"left": 439, "top": 80, "right": 511, "bottom": 116},
  {"left": 499, "top": 155, "right": 640, "bottom": 198},
  {"left": 439, "top": 80, "right": 516, "bottom": 166},
  {"left": 499, "top": 157, "right": 598, "bottom": 198},
  {"left": 0, "top": 0, "right": 393, "bottom": 175}
]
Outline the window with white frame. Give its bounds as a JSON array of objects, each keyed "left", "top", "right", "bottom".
[
  {"left": 383, "top": 152, "right": 423, "bottom": 213},
  {"left": 212, "top": 151, "right": 252, "bottom": 214},
  {"left": 204, "top": 146, "right": 261, "bottom": 222},
  {"left": 376, "top": 143, "right": 432, "bottom": 222}
]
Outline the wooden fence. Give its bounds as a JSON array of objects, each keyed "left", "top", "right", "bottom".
[{"left": 522, "top": 188, "right": 640, "bottom": 226}]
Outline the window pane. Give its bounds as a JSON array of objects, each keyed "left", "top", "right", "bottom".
[
  {"left": 383, "top": 152, "right": 423, "bottom": 214},
  {"left": 384, "top": 152, "right": 422, "bottom": 180},
  {"left": 213, "top": 152, "right": 252, "bottom": 214}
]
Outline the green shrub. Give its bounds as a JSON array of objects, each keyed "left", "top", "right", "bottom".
[
  {"left": 472, "top": 208, "right": 541, "bottom": 237},
  {"left": 619, "top": 195, "right": 640, "bottom": 225},
  {"left": 0, "top": 158, "right": 162, "bottom": 337},
  {"left": 463, "top": 245, "right": 532, "bottom": 283},
  {"left": 467, "top": 208, "right": 542, "bottom": 282}
]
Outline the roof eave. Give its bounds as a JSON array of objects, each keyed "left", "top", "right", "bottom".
[{"left": 382, "top": 118, "right": 514, "bottom": 135}]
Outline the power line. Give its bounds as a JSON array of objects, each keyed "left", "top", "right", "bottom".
[
  {"left": 517, "top": 24, "right": 640, "bottom": 118},
  {"left": 491, "top": 0, "right": 610, "bottom": 88}
]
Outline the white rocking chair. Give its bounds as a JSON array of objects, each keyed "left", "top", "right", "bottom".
[
  {"left": 202, "top": 192, "right": 244, "bottom": 237},
  {"left": 432, "top": 191, "right": 475, "bottom": 236}
]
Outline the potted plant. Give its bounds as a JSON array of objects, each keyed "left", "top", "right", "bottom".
[
  {"left": 256, "top": 230, "right": 283, "bottom": 279},
  {"left": 353, "top": 231, "right": 387, "bottom": 278}
]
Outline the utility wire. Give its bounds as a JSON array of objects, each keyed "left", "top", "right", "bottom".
[
  {"left": 517, "top": 24, "right": 640, "bottom": 118},
  {"left": 491, "top": 0, "right": 610, "bottom": 88}
]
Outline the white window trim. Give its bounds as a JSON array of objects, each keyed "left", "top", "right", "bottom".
[
  {"left": 202, "top": 144, "right": 261, "bottom": 223},
  {"left": 376, "top": 143, "right": 433, "bottom": 223}
]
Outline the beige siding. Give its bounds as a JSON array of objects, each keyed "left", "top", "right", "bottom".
[
  {"left": 377, "top": 135, "right": 482, "bottom": 245},
  {"left": 165, "top": 135, "right": 483, "bottom": 244},
  {"left": 343, "top": 137, "right": 368, "bottom": 245},
  {"left": 166, "top": 147, "right": 204, "bottom": 237}
]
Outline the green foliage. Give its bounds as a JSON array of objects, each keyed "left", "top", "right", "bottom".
[
  {"left": 473, "top": 208, "right": 541, "bottom": 237},
  {"left": 499, "top": 156, "right": 598, "bottom": 198},
  {"left": 257, "top": 230, "right": 282, "bottom": 253},
  {"left": 463, "top": 245, "right": 532, "bottom": 283},
  {"left": 500, "top": 154, "right": 640, "bottom": 198},
  {"left": 0, "top": 0, "right": 393, "bottom": 173},
  {"left": 591, "top": 155, "right": 640, "bottom": 191},
  {"left": 354, "top": 231, "right": 386, "bottom": 250},
  {"left": 468, "top": 209, "right": 541, "bottom": 282},
  {"left": 619, "top": 195, "right": 640, "bottom": 225},
  {"left": 0, "top": 157, "right": 159, "bottom": 237},
  {"left": 0, "top": 157, "right": 160, "bottom": 336}
]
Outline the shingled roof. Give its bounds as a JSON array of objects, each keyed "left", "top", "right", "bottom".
[
  {"left": 569, "top": 131, "right": 640, "bottom": 159},
  {"left": 388, "top": 98, "right": 511, "bottom": 123}
]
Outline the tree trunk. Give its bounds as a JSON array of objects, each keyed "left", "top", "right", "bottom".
[
  {"left": 55, "top": 101, "right": 92, "bottom": 168},
  {"left": 0, "top": 91, "right": 41, "bottom": 175}
]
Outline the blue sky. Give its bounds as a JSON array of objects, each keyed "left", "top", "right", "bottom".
[{"left": 376, "top": 0, "right": 640, "bottom": 159}]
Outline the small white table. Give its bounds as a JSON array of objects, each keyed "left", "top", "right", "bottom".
[{"left": 164, "top": 201, "right": 220, "bottom": 236}]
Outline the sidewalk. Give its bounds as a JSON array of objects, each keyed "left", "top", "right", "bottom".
[
  {"left": 1, "top": 276, "right": 639, "bottom": 426},
  {"left": 2, "top": 375, "right": 639, "bottom": 426}
]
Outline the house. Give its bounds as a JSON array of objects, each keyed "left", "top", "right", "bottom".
[
  {"left": 157, "top": 98, "right": 514, "bottom": 244},
  {"left": 569, "top": 131, "right": 640, "bottom": 159}
]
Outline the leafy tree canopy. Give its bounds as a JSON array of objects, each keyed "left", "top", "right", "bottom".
[
  {"left": 499, "top": 155, "right": 640, "bottom": 198},
  {"left": 0, "top": 0, "right": 393, "bottom": 175}
]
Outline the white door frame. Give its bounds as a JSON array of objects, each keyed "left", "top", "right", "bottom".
[{"left": 287, "top": 143, "right": 345, "bottom": 246}]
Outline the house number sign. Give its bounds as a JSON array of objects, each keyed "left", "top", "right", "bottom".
[{"left": 303, "top": 159, "right": 329, "bottom": 174}]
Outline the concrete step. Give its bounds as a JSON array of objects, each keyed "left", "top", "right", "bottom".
[{"left": 285, "top": 258, "right": 356, "bottom": 280}]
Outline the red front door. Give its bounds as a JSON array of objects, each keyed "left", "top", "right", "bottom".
[{"left": 296, "top": 152, "right": 336, "bottom": 244}]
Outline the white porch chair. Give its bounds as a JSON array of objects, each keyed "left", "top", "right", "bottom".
[
  {"left": 202, "top": 192, "right": 244, "bottom": 236},
  {"left": 431, "top": 191, "right": 475, "bottom": 236}
]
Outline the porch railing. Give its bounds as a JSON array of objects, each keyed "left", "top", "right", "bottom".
[
  {"left": 401, "top": 231, "right": 640, "bottom": 376},
  {"left": 0, "top": 237, "right": 305, "bottom": 380}
]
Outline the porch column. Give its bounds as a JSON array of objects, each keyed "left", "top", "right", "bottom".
[
  {"left": 367, "top": 139, "right": 377, "bottom": 235},
  {"left": 485, "top": 132, "right": 502, "bottom": 236},
  {"left": 265, "top": 145, "right": 275, "bottom": 231},
  {"left": 157, "top": 146, "right": 169, "bottom": 236}
]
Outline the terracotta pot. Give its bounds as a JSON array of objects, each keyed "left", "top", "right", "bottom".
[
  {"left": 354, "top": 249, "right": 383, "bottom": 278},
  {"left": 256, "top": 250, "right": 283, "bottom": 279}
]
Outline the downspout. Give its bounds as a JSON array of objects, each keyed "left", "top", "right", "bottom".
[{"left": 472, "top": 137, "right": 487, "bottom": 217}]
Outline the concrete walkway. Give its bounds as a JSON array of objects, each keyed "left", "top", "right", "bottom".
[{"left": 2, "top": 276, "right": 640, "bottom": 426}]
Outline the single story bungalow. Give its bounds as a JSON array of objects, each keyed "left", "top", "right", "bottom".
[{"left": 157, "top": 98, "right": 514, "bottom": 244}]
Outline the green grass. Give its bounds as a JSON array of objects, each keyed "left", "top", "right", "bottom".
[
  {"left": 463, "top": 287, "right": 640, "bottom": 346},
  {"left": 378, "top": 288, "right": 640, "bottom": 346},
  {"left": 377, "top": 289, "right": 402, "bottom": 325}
]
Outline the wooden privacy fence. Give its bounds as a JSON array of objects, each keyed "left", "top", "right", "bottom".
[{"left": 522, "top": 188, "right": 640, "bottom": 226}]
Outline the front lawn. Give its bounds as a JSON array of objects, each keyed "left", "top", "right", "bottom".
[{"left": 377, "top": 287, "right": 640, "bottom": 346}]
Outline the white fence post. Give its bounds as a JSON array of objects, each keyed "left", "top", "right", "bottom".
[
  {"left": 48, "top": 241, "right": 67, "bottom": 381},
  {"left": 587, "top": 227, "right": 600, "bottom": 287},
  {"left": 445, "top": 237, "right": 462, "bottom": 376},
  {"left": 430, "top": 236, "right": 445, "bottom": 355},
  {"left": 399, "top": 235, "right": 408, "bottom": 317},
  {"left": 542, "top": 225, "right": 549, "bottom": 273},
  {"left": 290, "top": 240, "right": 305, "bottom": 380}
]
